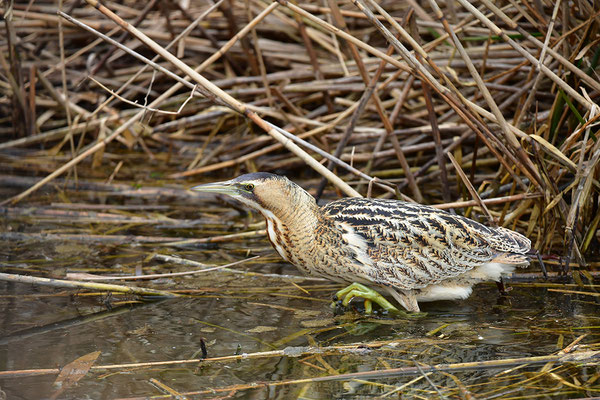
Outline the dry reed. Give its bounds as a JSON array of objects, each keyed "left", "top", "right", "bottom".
[{"left": 0, "top": 2, "right": 599, "bottom": 277}]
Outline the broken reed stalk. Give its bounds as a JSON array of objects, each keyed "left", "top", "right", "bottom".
[
  {"left": 67, "top": 255, "right": 261, "bottom": 281},
  {"left": 83, "top": 0, "right": 360, "bottom": 198},
  {"left": 447, "top": 152, "right": 494, "bottom": 223},
  {"left": 0, "top": 272, "right": 179, "bottom": 298},
  {"left": 64, "top": 1, "right": 395, "bottom": 196}
]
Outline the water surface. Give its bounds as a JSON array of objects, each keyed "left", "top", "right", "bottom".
[{"left": 1, "top": 186, "right": 598, "bottom": 399}]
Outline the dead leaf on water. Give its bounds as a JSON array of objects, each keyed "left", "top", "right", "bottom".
[{"left": 51, "top": 350, "right": 101, "bottom": 399}]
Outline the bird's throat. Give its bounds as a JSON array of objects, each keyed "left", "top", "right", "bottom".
[{"left": 259, "top": 193, "right": 321, "bottom": 268}]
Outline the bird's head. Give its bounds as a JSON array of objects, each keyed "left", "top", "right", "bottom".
[{"left": 192, "top": 172, "right": 317, "bottom": 217}]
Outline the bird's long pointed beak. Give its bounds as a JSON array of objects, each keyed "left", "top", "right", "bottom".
[{"left": 191, "top": 180, "right": 238, "bottom": 196}]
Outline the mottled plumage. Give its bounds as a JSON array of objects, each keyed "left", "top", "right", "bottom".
[{"left": 193, "top": 173, "right": 531, "bottom": 312}]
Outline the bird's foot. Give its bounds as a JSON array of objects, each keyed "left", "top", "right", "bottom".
[{"left": 332, "top": 282, "right": 400, "bottom": 314}]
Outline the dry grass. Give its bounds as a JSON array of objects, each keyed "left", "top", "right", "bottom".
[{"left": 1, "top": 0, "right": 599, "bottom": 278}]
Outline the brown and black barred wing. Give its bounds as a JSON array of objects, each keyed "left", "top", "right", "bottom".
[{"left": 321, "top": 198, "right": 530, "bottom": 290}]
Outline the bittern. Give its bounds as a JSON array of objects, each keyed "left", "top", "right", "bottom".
[{"left": 193, "top": 173, "right": 531, "bottom": 313}]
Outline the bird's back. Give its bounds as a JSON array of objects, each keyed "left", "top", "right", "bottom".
[{"left": 320, "top": 197, "right": 530, "bottom": 290}]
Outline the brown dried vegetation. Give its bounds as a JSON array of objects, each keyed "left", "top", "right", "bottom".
[{"left": 1, "top": 0, "right": 599, "bottom": 278}]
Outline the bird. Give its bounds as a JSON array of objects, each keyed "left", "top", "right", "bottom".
[{"left": 192, "top": 172, "right": 531, "bottom": 313}]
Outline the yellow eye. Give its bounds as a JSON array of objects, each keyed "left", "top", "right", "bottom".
[{"left": 243, "top": 183, "right": 255, "bottom": 191}]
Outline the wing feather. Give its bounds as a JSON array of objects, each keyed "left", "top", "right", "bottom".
[{"left": 322, "top": 198, "right": 531, "bottom": 289}]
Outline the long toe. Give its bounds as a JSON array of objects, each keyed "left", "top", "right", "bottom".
[{"left": 334, "top": 283, "right": 400, "bottom": 314}]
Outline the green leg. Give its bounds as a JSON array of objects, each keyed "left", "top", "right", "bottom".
[{"left": 333, "top": 282, "right": 400, "bottom": 314}]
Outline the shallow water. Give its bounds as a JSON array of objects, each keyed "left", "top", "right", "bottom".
[{"left": 1, "top": 187, "right": 599, "bottom": 399}]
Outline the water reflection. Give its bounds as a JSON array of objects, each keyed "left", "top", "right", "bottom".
[{"left": 1, "top": 203, "right": 599, "bottom": 399}]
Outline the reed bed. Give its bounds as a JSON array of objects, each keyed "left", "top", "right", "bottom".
[
  {"left": 2, "top": 0, "right": 600, "bottom": 281},
  {"left": 1, "top": 0, "right": 599, "bottom": 275}
]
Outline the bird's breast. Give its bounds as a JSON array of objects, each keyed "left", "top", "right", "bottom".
[{"left": 261, "top": 210, "right": 356, "bottom": 281}]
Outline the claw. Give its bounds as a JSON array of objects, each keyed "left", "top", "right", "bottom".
[{"left": 332, "top": 283, "right": 400, "bottom": 314}]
